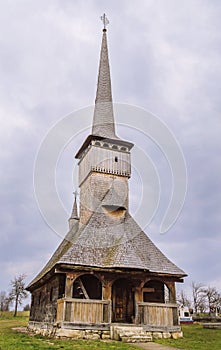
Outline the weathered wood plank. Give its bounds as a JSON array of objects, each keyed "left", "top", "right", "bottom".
[
  {"left": 136, "top": 302, "right": 178, "bottom": 327},
  {"left": 56, "top": 298, "right": 111, "bottom": 324}
]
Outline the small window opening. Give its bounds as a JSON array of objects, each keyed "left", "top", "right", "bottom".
[
  {"left": 115, "top": 156, "right": 118, "bottom": 162},
  {"left": 50, "top": 287, "right": 53, "bottom": 302}
]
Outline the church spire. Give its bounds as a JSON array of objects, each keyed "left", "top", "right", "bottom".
[
  {"left": 68, "top": 191, "right": 79, "bottom": 229},
  {"left": 92, "top": 14, "right": 117, "bottom": 139},
  {"left": 75, "top": 15, "right": 133, "bottom": 160}
]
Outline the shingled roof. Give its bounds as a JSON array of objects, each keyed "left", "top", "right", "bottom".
[
  {"left": 92, "top": 28, "right": 117, "bottom": 139},
  {"left": 27, "top": 186, "right": 186, "bottom": 290},
  {"left": 59, "top": 209, "right": 186, "bottom": 275}
]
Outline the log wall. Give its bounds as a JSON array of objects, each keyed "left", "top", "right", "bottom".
[{"left": 29, "top": 274, "right": 65, "bottom": 322}]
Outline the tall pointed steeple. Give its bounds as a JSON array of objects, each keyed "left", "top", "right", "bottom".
[
  {"left": 92, "top": 14, "right": 117, "bottom": 139},
  {"left": 75, "top": 14, "right": 133, "bottom": 160},
  {"left": 68, "top": 191, "right": 79, "bottom": 229}
]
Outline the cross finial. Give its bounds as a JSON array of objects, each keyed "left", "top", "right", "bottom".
[
  {"left": 73, "top": 190, "right": 78, "bottom": 199},
  {"left": 100, "top": 13, "right": 109, "bottom": 30}
]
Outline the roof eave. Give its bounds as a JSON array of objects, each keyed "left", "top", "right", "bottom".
[{"left": 75, "top": 134, "right": 134, "bottom": 159}]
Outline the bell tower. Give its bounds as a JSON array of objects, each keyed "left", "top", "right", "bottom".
[{"left": 75, "top": 16, "right": 133, "bottom": 225}]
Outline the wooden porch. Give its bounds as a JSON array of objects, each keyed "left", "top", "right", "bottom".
[
  {"left": 56, "top": 298, "right": 179, "bottom": 328},
  {"left": 57, "top": 298, "right": 111, "bottom": 324}
]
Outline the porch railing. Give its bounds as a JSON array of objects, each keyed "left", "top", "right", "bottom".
[
  {"left": 136, "top": 302, "right": 179, "bottom": 327},
  {"left": 57, "top": 298, "right": 111, "bottom": 324}
]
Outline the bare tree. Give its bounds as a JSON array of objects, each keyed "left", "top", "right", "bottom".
[
  {"left": 177, "top": 290, "right": 191, "bottom": 308},
  {"left": 0, "top": 291, "right": 11, "bottom": 311},
  {"left": 203, "top": 286, "right": 221, "bottom": 314},
  {"left": 9, "top": 274, "right": 28, "bottom": 317},
  {"left": 191, "top": 281, "right": 205, "bottom": 314},
  {"left": 198, "top": 295, "right": 207, "bottom": 313}
]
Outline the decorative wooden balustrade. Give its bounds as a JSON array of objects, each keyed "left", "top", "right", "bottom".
[
  {"left": 57, "top": 298, "right": 111, "bottom": 324},
  {"left": 136, "top": 302, "right": 179, "bottom": 327},
  {"left": 57, "top": 299, "right": 179, "bottom": 329}
]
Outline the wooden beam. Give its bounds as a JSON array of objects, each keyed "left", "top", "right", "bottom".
[
  {"left": 78, "top": 278, "right": 89, "bottom": 299},
  {"left": 143, "top": 288, "right": 155, "bottom": 293}
]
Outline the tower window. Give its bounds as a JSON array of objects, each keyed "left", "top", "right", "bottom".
[
  {"left": 95, "top": 141, "right": 101, "bottom": 146},
  {"left": 103, "top": 143, "right": 109, "bottom": 148},
  {"left": 115, "top": 156, "right": 118, "bottom": 162},
  {"left": 112, "top": 145, "right": 118, "bottom": 150},
  {"left": 121, "top": 147, "right": 127, "bottom": 151}
]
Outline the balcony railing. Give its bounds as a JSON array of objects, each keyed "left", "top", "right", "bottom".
[
  {"left": 57, "top": 299, "right": 179, "bottom": 328},
  {"left": 57, "top": 298, "right": 111, "bottom": 324},
  {"left": 136, "top": 302, "right": 179, "bottom": 327}
]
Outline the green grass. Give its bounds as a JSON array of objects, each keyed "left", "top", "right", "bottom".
[
  {"left": 0, "top": 312, "right": 137, "bottom": 350},
  {"left": 1, "top": 312, "right": 221, "bottom": 350},
  {"left": 156, "top": 324, "right": 221, "bottom": 350},
  {"left": 0, "top": 311, "right": 30, "bottom": 319}
]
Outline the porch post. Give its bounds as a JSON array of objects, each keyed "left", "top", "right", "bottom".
[
  {"left": 135, "top": 286, "right": 143, "bottom": 302},
  {"left": 167, "top": 281, "right": 176, "bottom": 303},
  {"left": 102, "top": 280, "right": 112, "bottom": 300},
  {"left": 65, "top": 273, "right": 77, "bottom": 298},
  {"left": 135, "top": 286, "right": 142, "bottom": 324},
  {"left": 102, "top": 279, "right": 112, "bottom": 324}
]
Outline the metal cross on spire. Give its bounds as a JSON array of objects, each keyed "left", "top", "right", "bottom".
[
  {"left": 73, "top": 190, "right": 78, "bottom": 198},
  {"left": 100, "top": 13, "right": 109, "bottom": 30}
]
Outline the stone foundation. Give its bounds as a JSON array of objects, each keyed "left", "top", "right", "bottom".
[
  {"left": 110, "top": 325, "right": 183, "bottom": 342},
  {"left": 28, "top": 321, "right": 183, "bottom": 342},
  {"left": 27, "top": 321, "right": 111, "bottom": 340}
]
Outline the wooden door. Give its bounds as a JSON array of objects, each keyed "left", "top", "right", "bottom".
[{"left": 112, "top": 279, "right": 134, "bottom": 323}]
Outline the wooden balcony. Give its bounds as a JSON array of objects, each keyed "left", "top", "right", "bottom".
[
  {"left": 56, "top": 298, "right": 179, "bottom": 330},
  {"left": 57, "top": 298, "right": 111, "bottom": 324},
  {"left": 136, "top": 302, "right": 179, "bottom": 328}
]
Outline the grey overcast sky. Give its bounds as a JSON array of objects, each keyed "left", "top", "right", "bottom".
[{"left": 0, "top": 0, "right": 221, "bottom": 301}]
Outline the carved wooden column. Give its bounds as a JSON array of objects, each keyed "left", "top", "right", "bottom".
[
  {"left": 101, "top": 278, "right": 112, "bottom": 324},
  {"left": 167, "top": 281, "right": 176, "bottom": 303},
  {"left": 135, "top": 286, "right": 143, "bottom": 302},
  {"left": 102, "top": 279, "right": 112, "bottom": 300},
  {"left": 65, "top": 273, "right": 79, "bottom": 298},
  {"left": 134, "top": 286, "right": 142, "bottom": 324}
]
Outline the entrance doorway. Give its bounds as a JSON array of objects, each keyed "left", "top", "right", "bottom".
[{"left": 112, "top": 278, "right": 135, "bottom": 323}]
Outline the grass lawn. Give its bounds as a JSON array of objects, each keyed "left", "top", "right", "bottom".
[
  {"left": 1, "top": 312, "right": 221, "bottom": 350},
  {"left": 156, "top": 324, "right": 221, "bottom": 350},
  {"left": 0, "top": 312, "right": 136, "bottom": 350}
]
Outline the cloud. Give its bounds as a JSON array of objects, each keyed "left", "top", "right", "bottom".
[{"left": 0, "top": 0, "right": 220, "bottom": 299}]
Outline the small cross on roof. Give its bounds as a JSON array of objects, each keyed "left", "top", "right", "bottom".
[
  {"left": 73, "top": 190, "right": 78, "bottom": 198},
  {"left": 100, "top": 13, "right": 109, "bottom": 30}
]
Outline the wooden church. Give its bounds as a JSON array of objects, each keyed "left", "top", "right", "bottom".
[{"left": 27, "top": 16, "right": 186, "bottom": 341}]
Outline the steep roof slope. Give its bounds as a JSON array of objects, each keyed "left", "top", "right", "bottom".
[
  {"left": 58, "top": 208, "right": 185, "bottom": 276},
  {"left": 27, "top": 190, "right": 186, "bottom": 290}
]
